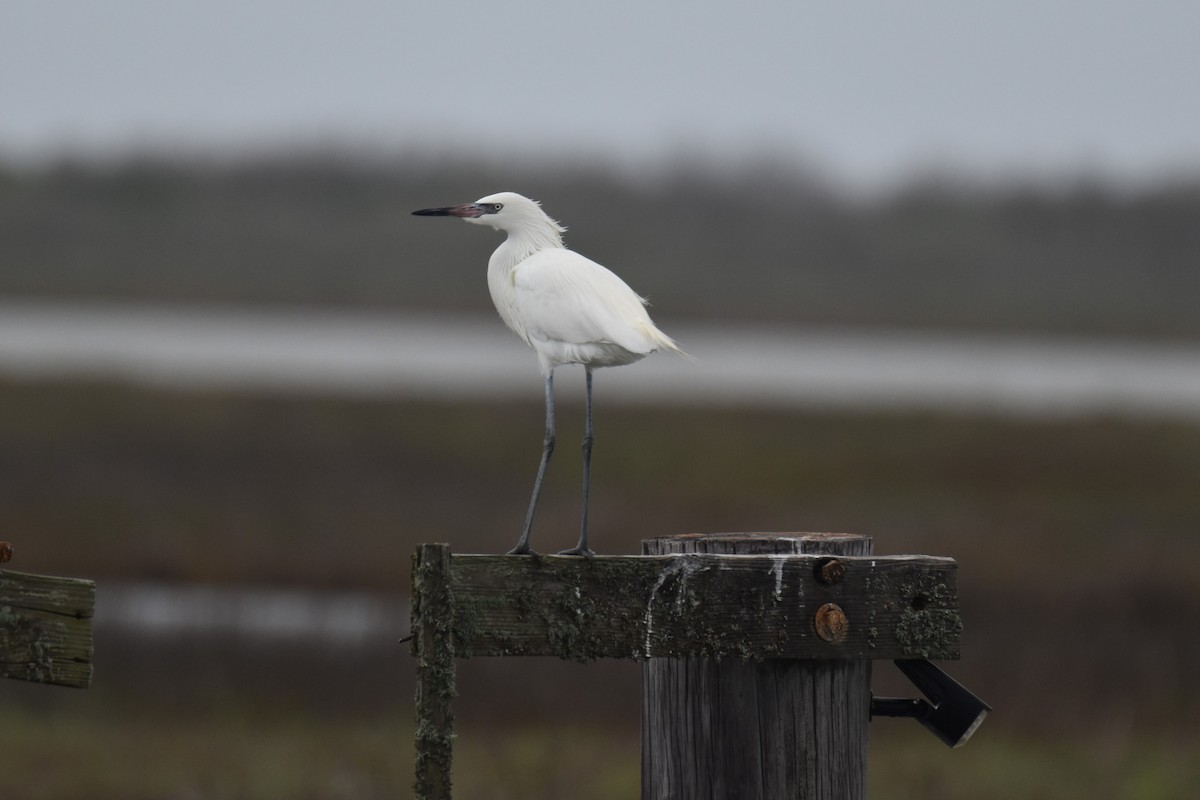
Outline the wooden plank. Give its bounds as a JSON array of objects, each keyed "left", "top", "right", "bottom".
[
  {"left": 411, "top": 544, "right": 455, "bottom": 800},
  {"left": 0, "top": 569, "right": 95, "bottom": 689},
  {"left": 448, "top": 551, "right": 959, "bottom": 661}
]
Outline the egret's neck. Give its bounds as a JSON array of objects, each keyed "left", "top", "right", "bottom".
[
  {"left": 491, "top": 223, "right": 565, "bottom": 271},
  {"left": 486, "top": 224, "right": 564, "bottom": 340},
  {"left": 496, "top": 221, "right": 561, "bottom": 266}
]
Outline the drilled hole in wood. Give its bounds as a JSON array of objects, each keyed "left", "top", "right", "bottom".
[{"left": 814, "top": 556, "right": 845, "bottom": 584}]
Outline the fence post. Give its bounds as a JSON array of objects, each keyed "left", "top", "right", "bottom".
[
  {"left": 641, "top": 532, "right": 872, "bottom": 800},
  {"left": 412, "top": 543, "right": 454, "bottom": 800}
]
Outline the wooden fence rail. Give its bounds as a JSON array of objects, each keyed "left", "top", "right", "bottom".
[{"left": 0, "top": 568, "right": 96, "bottom": 689}]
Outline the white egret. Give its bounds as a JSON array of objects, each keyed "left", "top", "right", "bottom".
[{"left": 412, "top": 192, "right": 684, "bottom": 556}]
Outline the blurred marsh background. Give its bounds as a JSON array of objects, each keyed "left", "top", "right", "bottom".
[{"left": 2, "top": 2, "right": 1200, "bottom": 798}]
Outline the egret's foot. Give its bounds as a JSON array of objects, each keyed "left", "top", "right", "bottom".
[
  {"left": 557, "top": 545, "right": 596, "bottom": 558},
  {"left": 506, "top": 543, "right": 539, "bottom": 556}
]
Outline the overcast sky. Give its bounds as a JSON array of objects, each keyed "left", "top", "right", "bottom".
[{"left": 3, "top": 1, "right": 1198, "bottom": 188}]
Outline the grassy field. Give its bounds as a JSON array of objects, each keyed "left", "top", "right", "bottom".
[
  {"left": 3, "top": 703, "right": 1196, "bottom": 800},
  {"left": 1, "top": 377, "right": 1198, "bottom": 798}
]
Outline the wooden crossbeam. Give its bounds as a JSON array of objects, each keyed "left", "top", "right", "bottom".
[
  {"left": 443, "top": 551, "right": 960, "bottom": 661},
  {"left": 1, "top": 569, "right": 95, "bottom": 689}
]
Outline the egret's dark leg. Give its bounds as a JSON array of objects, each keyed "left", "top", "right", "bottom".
[
  {"left": 560, "top": 367, "right": 596, "bottom": 557},
  {"left": 509, "top": 371, "right": 555, "bottom": 555}
]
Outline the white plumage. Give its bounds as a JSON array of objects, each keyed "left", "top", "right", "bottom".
[{"left": 413, "top": 191, "right": 683, "bottom": 555}]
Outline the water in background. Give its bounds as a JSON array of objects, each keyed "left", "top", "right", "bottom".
[{"left": 2, "top": 300, "right": 1199, "bottom": 417}]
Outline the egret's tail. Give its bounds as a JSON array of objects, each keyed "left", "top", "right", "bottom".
[{"left": 639, "top": 321, "right": 695, "bottom": 362}]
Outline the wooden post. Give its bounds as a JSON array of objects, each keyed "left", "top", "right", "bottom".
[
  {"left": 412, "top": 544, "right": 455, "bottom": 800},
  {"left": 641, "top": 533, "right": 873, "bottom": 800},
  {"left": 411, "top": 537, "right": 961, "bottom": 799}
]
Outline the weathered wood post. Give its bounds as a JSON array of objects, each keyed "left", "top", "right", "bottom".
[
  {"left": 413, "top": 543, "right": 455, "bottom": 800},
  {"left": 642, "top": 533, "right": 872, "bottom": 800},
  {"left": 411, "top": 534, "right": 961, "bottom": 800}
]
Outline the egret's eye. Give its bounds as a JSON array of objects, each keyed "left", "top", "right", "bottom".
[{"left": 490, "top": 203, "right": 503, "bottom": 212}]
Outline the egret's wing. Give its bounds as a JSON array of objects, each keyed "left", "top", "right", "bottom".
[{"left": 511, "top": 249, "right": 665, "bottom": 354}]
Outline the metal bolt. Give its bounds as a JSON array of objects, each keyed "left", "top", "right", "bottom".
[
  {"left": 816, "top": 557, "right": 845, "bottom": 584},
  {"left": 814, "top": 602, "right": 849, "bottom": 642}
]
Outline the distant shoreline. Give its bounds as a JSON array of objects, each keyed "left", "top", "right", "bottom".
[{"left": 1, "top": 300, "right": 1198, "bottom": 418}]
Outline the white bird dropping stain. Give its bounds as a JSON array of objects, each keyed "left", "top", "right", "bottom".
[
  {"left": 643, "top": 557, "right": 699, "bottom": 656},
  {"left": 769, "top": 556, "right": 786, "bottom": 602}
]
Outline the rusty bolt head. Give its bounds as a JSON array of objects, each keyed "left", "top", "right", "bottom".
[
  {"left": 814, "top": 602, "right": 849, "bottom": 642},
  {"left": 0, "top": 542, "right": 12, "bottom": 563},
  {"left": 816, "top": 557, "right": 845, "bottom": 584}
]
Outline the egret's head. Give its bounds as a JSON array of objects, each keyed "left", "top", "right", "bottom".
[{"left": 412, "top": 192, "right": 566, "bottom": 236}]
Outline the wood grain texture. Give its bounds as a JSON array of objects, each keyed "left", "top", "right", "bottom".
[
  {"left": 412, "top": 544, "right": 455, "bottom": 800},
  {"left": 0, "top": 569, "right": 94, "bottom": 688},
  {"left": 642, "top": 533, "right": 872, "bottom": 800},
  {"left": 410, "top": 535, "right": 961, "bottom": 799},
  {"left": 448, "top": 547, "right": 959, "bottom": 661}
]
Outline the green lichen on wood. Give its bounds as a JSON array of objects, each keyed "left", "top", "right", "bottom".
[
  {"left": 412, "top": 545, "right": 456, "bottom": 800},
  {"left": 895, "top": 609, "right": 964, "bottom": 658},
  {"left": 542, "top": 557, "right": 661, "bottom": 662},
  {"left": 0, "top": 570, "right": 94, "bottom": 689},
  {"left": 898, "top": 575, "right": 958, "bottom": 609},
  {"left": 413, "top": 721, "right": 456, "bottom": 800},
  {"left": 448, "top": 590, "right": 481, "bottom": 659},
  {"left": 440, "top": 551, "right": 962, "bottom": 662},
  {"left": 542, "top": 580, "right": 604, "bottom": 662}
]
